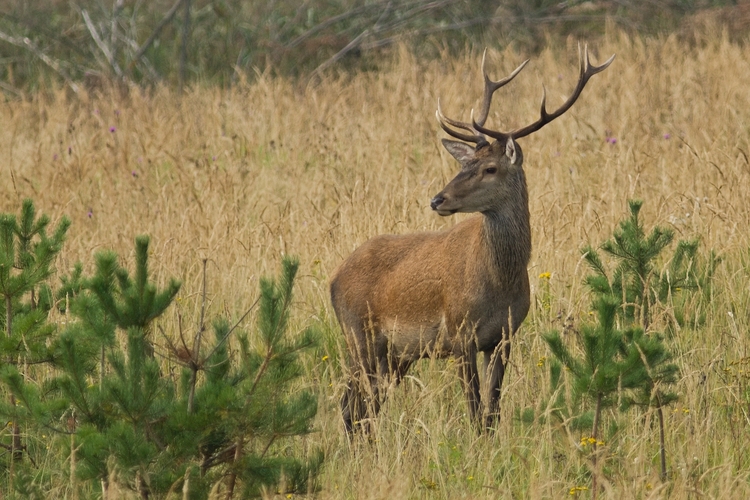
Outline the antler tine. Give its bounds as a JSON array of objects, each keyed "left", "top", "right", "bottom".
[
  {"left": 436, "top": 51, "right": 530, "bottom": 146},
  {"left": 474, "top": 51, "right": 529, "bottom": 128},
  {"left": 436, "top": 100, "right": 486, "bottom": 144},
  {"left": 507, "top": 44, "right": 615, "bottom": 140}
]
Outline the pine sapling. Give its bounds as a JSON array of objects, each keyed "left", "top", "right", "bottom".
[
  {"left": 0, "top": 199, "right": 69, "bottom": 493},
  {"left": 544, "top": 297, "right": 653, "bottom": 498},
  {"left": 620, "top": 329, "right": 679, "bottom": 480},
  {"left": 582, "top": 198, "right": 717, "bottom": 335},
  {"left": 576, "top": 199, "right": 683, "bottom": 483},
  {"left": 54, "top": 236, "right": 181, "bottom": 499}
]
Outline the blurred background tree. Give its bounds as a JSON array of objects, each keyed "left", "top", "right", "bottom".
[{"left": 0, "top": 0, "right": 748, "bottom": 93}]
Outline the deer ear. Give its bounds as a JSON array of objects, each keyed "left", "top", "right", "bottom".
[
  {"left": 441, "top": 139, "right": 475, "bottom": 166},
  {"left": 505, "top": 139, "right": 518, "bottom": 164}
]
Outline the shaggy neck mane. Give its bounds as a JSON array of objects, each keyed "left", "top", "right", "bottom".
[{"left": 480, "top": 176, "right": 531, "bottom": 283}]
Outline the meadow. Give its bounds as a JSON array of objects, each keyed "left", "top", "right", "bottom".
[{"left": 2, "top": 28, "right": 750, "bottom": 498}]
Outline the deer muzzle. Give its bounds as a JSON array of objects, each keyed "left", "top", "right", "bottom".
[{"left": 430, "top": 194, "right": 457, "bottom": 216}]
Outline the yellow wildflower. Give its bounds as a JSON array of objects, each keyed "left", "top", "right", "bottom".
[
  {"left": 580, "top": 436, "right": 602, "bottom": 447},
  {"left": 539, "top": 272, "right": 551, "bottom": 280}
]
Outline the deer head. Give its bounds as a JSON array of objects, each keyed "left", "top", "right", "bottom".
[{"left": 430, "top": 45, "right": 615, "bottom": 217}]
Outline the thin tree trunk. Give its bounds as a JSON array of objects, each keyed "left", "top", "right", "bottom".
[
  {"left": 71, "top": 431, "right": 78, "bottom": 500},
  {"left": 5, "top": 294, "right": 11, "bottom": 339},
  {"left": 179, "top": 0, "right": 192, "bottom": 92},
  {"left": 657, "top": 403, "right": 667, "bottom": 481},
  {"left": 182, "top": 470, "right": 190, "bottom": 500},
  {"left": 591, "top": 392, "right": 603, "bottom": 500},
  {"left": 224, "top": 436, "right": 244, "bottom": 500},
  {"left": 188, "top": 259, "right": 207, "bottom": 414},
  {"left": 100, "top": 344, "right": 105, "bottom": 388},
  {"left": 187, "top": 366, "right": 198, "bottom": 414},
  {"left": 7, "top": 295, "right": 22, "bottom": 484}
]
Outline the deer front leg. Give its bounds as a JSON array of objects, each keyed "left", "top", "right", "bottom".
[
  {"left": 457, "top": 348, "right": 482, "bottom": 431},
  {"left": 483, "top": 335, "right": 511, "bottom": 429}
]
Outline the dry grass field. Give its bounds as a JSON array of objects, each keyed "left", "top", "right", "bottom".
[{"left": 2, "top": 27, "right": 750, "bottom": 498}]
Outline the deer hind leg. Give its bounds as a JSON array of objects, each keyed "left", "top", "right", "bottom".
[
  {"left": 341, "top": 362, "right": 383, "bottom": 434},
  {"left": 341, "top": 322, "right": 386, "bottom": 434},
  {"left": 483, "top": 333, "right": 511, "bottom": 430},
  {"left": 341, "top": 378, "right": 364, "bottom": 434},
  {"left": 389, "top": 357, "right": 413, "bottom": 387}
]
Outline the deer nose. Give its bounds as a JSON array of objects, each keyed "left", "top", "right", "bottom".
[{"left": 430, "top": 195, "right": 445, "bottom": 211}]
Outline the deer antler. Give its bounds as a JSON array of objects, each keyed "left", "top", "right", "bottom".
[
  {"left": 473, "top": 44, "right": 615, "bottom": 141},
  {"left": 436, "top": 50, "right": 529, "bottom": 146}
]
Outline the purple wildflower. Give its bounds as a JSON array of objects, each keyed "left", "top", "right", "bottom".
[
  {"left": 109, "top": 126, "right": 116, "bottom": 133},
  {"left": 663, "top": 133, "right": 671, "bottom": 140},
  {"left": 87, "top": 209, "right": 93, "bottom": 218}
]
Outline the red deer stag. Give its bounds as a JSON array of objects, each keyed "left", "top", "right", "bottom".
[{"left": 330, "top": 46, "right": 614, "bottom": 433}]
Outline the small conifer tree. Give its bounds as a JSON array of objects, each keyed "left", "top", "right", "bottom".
[
  {"left": 52, "top": 236, "right": 180, "bottom": 498},
  {"left": 544, "top": 297, "right": 651, "bottom": 495},
  {"left": 0, "top": 200, "right": 321, "bottom": 498},
  {"left": 543, "top": 200, "right": 691, "bottom": 493},
  {"left": 52, "top": 240, "right": 320, "bottom": 498},
  {"left": 620, "top": 328, "right": 679, "bottom": 481},
  {"left": 581, "top": 199, "right": 705, "bottom": 330},
  {"left": 0, "top": 199, "right": 69, "bottom": 493}
]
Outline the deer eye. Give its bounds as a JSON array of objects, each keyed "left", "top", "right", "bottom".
[{"left": 484, "top": 167, "right": 497, "bottom": 175}]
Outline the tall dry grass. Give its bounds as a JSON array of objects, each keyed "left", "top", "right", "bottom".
[{"left": 2, "top": 28, "right": 750, "bottom": 498}]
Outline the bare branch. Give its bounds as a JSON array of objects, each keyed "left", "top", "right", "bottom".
[
  {"left": 0, "top": 79, "right": 23, "bottom": 98},
  {"left": 119, "top": 33, "right": 160, "bottom": 81},
  {"left": 307, "top": 29, "right": 369, "bottom": 83},
  {"left": 179, "top": 0, "right": 192, "bottom": 92},
  {"left": 82, "top": 10, "right": 123, "bottom": 77},
  {"left": 285, "top": 2, "right": 384, "bottom": 49},
  {"left": 202, "top": 294, "right": 261, "bottom": 364},
  {"left": 131, "top": 0, "right": 186, "bottom": 68},
  {"left": 0, "top": 30, "right": 79, "bottom": 94}
]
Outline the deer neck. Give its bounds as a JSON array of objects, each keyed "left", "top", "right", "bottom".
[{"left": 480, "top": 179, "right": 531, "bottom": 283}]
